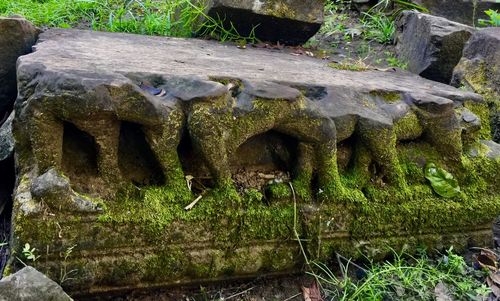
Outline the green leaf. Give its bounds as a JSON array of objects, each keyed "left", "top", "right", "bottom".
[{"left": 424, "top": 163, "right": 460, "bottom": 198}]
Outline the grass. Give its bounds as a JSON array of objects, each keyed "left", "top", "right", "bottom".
[
  {"left": 0, "top": 0, "right": 257, "bottom": 42},
  {"left": 361, "top": 12, "right": 396, "bottom": 44},
  {"left": 478, "top": 9, "right": 500, "bottom": 27},
  {"left": 0, "top": 0, "right": 203, "bottom": 37},
  {"left": 287, "top": 177, "right": 491, "bottom": 301},
  {"left": 371, "top": 0, "right": 429, "bottom": 17},
  {"left": 384, "top": 51, "right": 408, "bottom": 69},
  {"left": 310, "top": 248, "right": 491, "bottom": 301}
]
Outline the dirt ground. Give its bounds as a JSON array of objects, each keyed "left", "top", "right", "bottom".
[{"left": 82, "top": 275, "right": 313, "bottom": 301}]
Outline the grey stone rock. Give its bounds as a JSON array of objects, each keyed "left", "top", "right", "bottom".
[
  {"left": 481, "top": 140, "right": 500, "bottom": 160},
  {"left": 0, "top": 17, "right": 39, "bottom": 119},
  {"left": 31, "top": 168, "right": 71, "bottom": 199},
  {"left": 462, "top": 109, "right": 479, "bottom": 124},
  {"left": 0, "top": 266, "right": 73, "bottom": 301},
  {"left": 396, "top": 11, "right": 475, "bottom": 84},
  {"left": 31, "top": 168, "right": 101, "bottom": 212},
  {"left": 13, "top": 28, "right": 481, "bottom": 208},
  {"left": 351, "top": 0, "right": 378, "bottom": 12},
  {"left": 0, "top": 111, "right": 14, "bottom": 215},
  {"left": 452, "top": 27, "right": 500, "bottom": 143},
  {"left": 405, "top": 92, "right": 454, "bottom": 114},
  {"left": 413, "top": 0, "right": 500, "bottom": 26},
  {"left": 162, "top": 76, "right": 228, "bottom": 101},
  {"left": 243, "top": 80, "right": 301, "bottom": 101},
  {"left": 461, "top": 108, "right": 482, "bottom": 141},
  {"left": 206, "top": 0, "right": 324, "bottom": 45},
  {"left": 0, "top": 111, "right": 14, "bottom": 161},
  {"left": 379, "top": 101, "right": 412, "bottom": 121}
]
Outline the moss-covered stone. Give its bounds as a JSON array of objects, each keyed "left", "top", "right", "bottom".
[{"left": 8, "top": 28, "right": 499, "bottom": 295}]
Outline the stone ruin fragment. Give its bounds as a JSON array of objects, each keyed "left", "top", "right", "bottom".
[{"left": 0, "top": 25, "right": 499, "bottom": 296}]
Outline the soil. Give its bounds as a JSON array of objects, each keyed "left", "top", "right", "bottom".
[
  {"left": 232, "top": 168, "right": 290, "bottom": 193},
  {"left": 243, "top": 7, "right": 399, "bottom": 71},
  {"left": 83, "top": 275, "right": 312, "bottom": 301}
]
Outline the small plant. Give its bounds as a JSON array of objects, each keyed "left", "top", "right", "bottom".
[
  {"left": 310, "top": 248, "right": 490, "bottom": 301},
  {"left": 22, "top": 243, "right": 40, "bottom": 262},
  {"left": 478, "top": 9, "right": 500, "bottom": 27},
  {"left": 361, "top": 12, "right": 395, "bottom": 44},
  {"left": 372, "top": 0, "right": 429, "bottom": 15},
  {"left": 59, "top": 244, "right": 78, "bottom": 284},
  {"left": 384, "top": 52, "right": 408, "bottom": 69},
  {"left": 386, "top": 56, "right": 407, "bottom": 69},
  {"left": 197, "top": 13, "right": 259, "bottom": 44}
]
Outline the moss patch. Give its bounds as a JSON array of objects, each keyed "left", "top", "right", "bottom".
[
  {"left": 9, "top": 137, "right": 500, "bottom": 291},
  {"left": 328, "top": 61, "right": 369, "bottom": 71},
  {"left": 464, "top": 101, "right": 493, "bottom": 140}
]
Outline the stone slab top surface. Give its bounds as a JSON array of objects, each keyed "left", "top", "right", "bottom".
[{"left": 19, "top": 29, "right": 480, "bottom": 104}]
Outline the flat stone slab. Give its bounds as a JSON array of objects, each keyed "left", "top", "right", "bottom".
[
  {"left": 8, "top": 29, "right": 500, "bottom": 295},
  {"left": 21, "top": 29, "right": 480, "bottom": 102}
]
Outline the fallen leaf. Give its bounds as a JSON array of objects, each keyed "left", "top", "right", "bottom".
[
  {"left": 302, "top": 281, "right": 323, "bottom": 301},
  {"left": 490, "top": 273, "right": 500, "bottom": 286},
  {"left": 425, "top": 163, "right": 460, "bottom": 198},
  {"left": 487, "top": 276, "right": 500, "bottom": 297},
  {"left": 475, "top": 250, "right": 498, "bottom": 272}
]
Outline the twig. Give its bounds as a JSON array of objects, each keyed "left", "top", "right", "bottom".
[
  {"left": 225, "top": 286, "right": 254, "bottom": 300},
  {"left": 336, "top": 253, "right": 367, "bottom": 274},
  {"left": 336, "top": 253, "right": 346, "bottom": 279},
  {"left": 282, "top": 292, "right": 301, "bottom": 301},
  {"left": 289, "top": 182, "right": 324, "bottom": 293},
  {"left": 470, "top": 247, "right": 499, "bottom": 255},
  {"left": 184, "top": 195, "right": 203, "bottom": 211},
  {"left": 185, "top": 175, "right": 194, "bottom": 191}
]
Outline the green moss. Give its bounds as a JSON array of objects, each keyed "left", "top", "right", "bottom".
[
  {"left": 291, "top": 172, "right": 313, "bottom": 201},
  {"left": 10, "top": 111, "right": 500, "bottom": 289},
  {"left": 394, "top": 112, "right": 423, "bottom": 140},
  {"left": 459, "top": 61, "right": 496, "bottom": 102},
  {"left": 240, "top": 189, "right": 296, "bottom": 240},
  {"left": 261, "top": 247, "right": 300, "bottom": 271},
  {"left": 264, "top": 1, "right": 296, "bottom": 19},
  {"left": 244, "top": 188, "right": 264, "bottom": 203},
  {"left": 2, "top": 266, "right": 11, "bottom": 277},
  {"left": 416, "top": 109, "right": 463, "bottom": 160},
  {"left": 346, "top": 142, "right": 500, "bottom": 239},
  {"left": 328, "top": 61, "right": 369, "bottom": 71},
  {"left": 457, "top": 60, "right": 499, "bottom": 141},
  {"left": 464, "top": 101, "right": 492, "bottom": 140},
  {"left": 369, "top": 91, "right": 402, "bottom": 103},
  {"left": 142, "top": 248, "right": 187, "bottom": 281},
  {"left": 264, "top": 182, "right": 292, "bottom": 201}
]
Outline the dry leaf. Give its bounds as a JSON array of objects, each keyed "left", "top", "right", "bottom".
[
  {"left": 490, "top": 273, "right": 500, "bottom": 286},
  {"left": 476, "top": 251, "right": 498, "bottom": 272},
  {"left": 302, "top": 281, "right": 323, "bottom": 301},
  {"left": 487, "top": 276, "right": 500, "bottom": 297}
]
